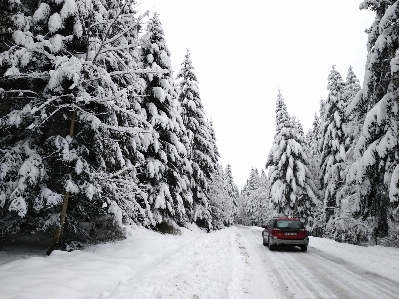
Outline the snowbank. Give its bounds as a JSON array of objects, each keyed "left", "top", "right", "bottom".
[{"left": 309, "top": 236, "right": 399, "bottom": 284}]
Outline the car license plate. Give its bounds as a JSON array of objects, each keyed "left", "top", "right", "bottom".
[{"left": 285, "top": 232, "right": 297, "bottom": 236}]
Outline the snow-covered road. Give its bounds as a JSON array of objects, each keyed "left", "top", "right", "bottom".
[
  {"left": 1, "top": 225, "right": 399, "bottom": 299},
  {"left": 238, "top": 226, "right": 399, "bottom": 299}
]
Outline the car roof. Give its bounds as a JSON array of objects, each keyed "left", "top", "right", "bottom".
[{"left": 273, "top": 217, "right": 300, "bottom": 220}]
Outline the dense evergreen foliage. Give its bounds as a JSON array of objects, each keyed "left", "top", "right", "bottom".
[
  {"left": 237, "top": 1, "right": 399, "bottom": 247},
  {"left": 2, "top": 0, "right": 399, "bottom": 251},
  {"left": 0, "top": 0, "right": 237, "bottom": 252},
  {"left": 264, "top": 92, "right": 317, "bottom": 226},
  {"left": 176, "top": 49, "right": 218, "bottom": 228}
]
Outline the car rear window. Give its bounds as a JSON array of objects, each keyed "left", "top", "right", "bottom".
[{"left": 275, "top": 220, "right": 303, "bottom": 229}]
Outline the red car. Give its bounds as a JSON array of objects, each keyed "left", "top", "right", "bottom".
[{"left": 262, "top": 217, "right": 309, "bottom": 251}]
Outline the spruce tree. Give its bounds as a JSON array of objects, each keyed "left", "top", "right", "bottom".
[
  {"left": 225, "top": 164, "right": 239, "bottom": 221},
  {"left": 139, "top": 13, "right": 192, "bottom": 228},
  {"left": 176, "top": 49, "right": 218, "bottom": 228},
  {"left": 306, "top": 114, "right": 322, "bottom": 191},
  {"left": 304, "top": 114, "right": 324, "bottom": 232},
  {"left": 245, "top": 168, "right": 261, "bottom": 225},
  {"left": 208, "top": 164, "right": 235, "bottom": 229},
  {"left": 331, "top": 67, "right": 365, "bottom": 242},
  {"left": 346, "top": 0, "right": 399, "bottom": 243},
  {"left": 258, "top": 169, "right": 273, "bottom": 225},
  {"left": 266, "top": 91, "right": 317, "bottom": 225},
  {"left": 360, "top": 0, "right": 398, "bottom": 110},
  {"left": 320, "top": 66, "right": 347, "bottom": 224},
  {"left": 0, "top": 0, "right": 153, "bottom": 251}
]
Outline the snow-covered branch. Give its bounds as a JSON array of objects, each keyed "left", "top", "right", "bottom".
[
  {"left": 82, "top": 68, "right": 169, "bottom": 84},
  {"left": 98, "top": 42, "right": 140, "bottom": 55},
  {"left": 101, "top": 10, "right": 150, "bottom": 47}
]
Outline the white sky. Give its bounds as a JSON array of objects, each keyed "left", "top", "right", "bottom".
[{"left": 139, "top": 0, "right": 375, "bottom": 190}]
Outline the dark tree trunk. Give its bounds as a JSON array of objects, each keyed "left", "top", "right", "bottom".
[{"left": 46, "top": 110, "right": 77, "bottom": 256}]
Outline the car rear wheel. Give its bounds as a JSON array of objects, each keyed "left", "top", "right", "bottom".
[
  {"left": 300, "top": 245, "right": 307, "bottom": 252},
  {"left": 262, "top": 235, "right": 268, "bottom": 246},
  {"left": 268, "top": 237, "right": 274, "bottom": 251}
]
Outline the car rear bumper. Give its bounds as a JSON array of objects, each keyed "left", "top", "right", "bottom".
[{"left": 269, "top": 237, "right": 309, "bottom": 246}]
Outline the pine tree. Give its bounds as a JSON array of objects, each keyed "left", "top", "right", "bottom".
[
  {"left": 320, "top": 66, "right": 347, "bottom": 224},
  {"left": 244, "top": 168, "right": 261, "bottom": 225},
  {"left": 330, "top": 67, "right": 366, "bottom": 242},
  {"left": 224, "top": 164, "right": 239, "bottom": 221},
  {"left": 237, "top": 169, "right": 257, "bottom": 226},
  {"left": 266, "top": 91, "right": 317, "bottom": 226},
  {"left": 306, "top": 114, "right": 322, "bottom": 191},
  {"left": 0, "top": 0, "right": 154, "bottom": 252},
  {"left": 360, "top": 0, "right": 398, "bottom": 110},
  {"left": 257, "top": 169, "right": 273, "bottom": 225},
  {"left": 304, "top": 114, "right": 324, "bottom": 233},
  {"left": 139, "top": 13, "right": 192, "bottom": 228},
  {"left": 274, "top": 90, "right": 291, "bottom": 134},
  {"left": 176, "top": 49, "right": 218, "bottom": 228},
  {"left": 208, "top": 164, "right": 234, "bottom": 229},
  {"left": 247, "top": 168, "right": 261, "bottom": 192},
  {"left": 207, "top": 119, "right": 220, "bottom": 166},
  {"left": 345, "top": 0, "right": 399, "bottom": 244}
]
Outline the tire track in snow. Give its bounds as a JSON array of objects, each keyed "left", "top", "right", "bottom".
[
  {"left": 232, "top": 227, "right": 278, "bottom": 298},
  {"left": 272, "top": 251, "right": 335, "bottom": 299},
  {"left": 260, "top": 230, "right": 399, "bottom": 299},
  {"left": 245, "top": 228, "right": 332, "bottom": 299},
  {"left": 236, "top": 226, "right": 291, "bottom": 298},
  {"left": 300, "top": 250, "right": 399, "bottom": 299},
  {"left": 282, "top": 250, "right": 358, "bottom": 298},
  {"left": 241, "top": 227, "right": 399, "bottom": 299}
]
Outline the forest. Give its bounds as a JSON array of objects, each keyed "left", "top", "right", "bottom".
[
  {"left": 0, "top": 0, "right": 238, "bottom": 253},
  {"left": 238, "top": 0, "right": 399, "bottom": 247},
  {"left": 1, "top": 0, "right": 399, "bottom": 253}
]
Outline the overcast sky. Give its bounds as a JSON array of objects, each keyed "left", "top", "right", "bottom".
[{"left": 139, "top": 0, "right": 375, "bottom": 189}]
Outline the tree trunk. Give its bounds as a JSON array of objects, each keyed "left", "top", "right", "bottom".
[{"left": 46, "top": 110, "right": 77, "bottom": 256}]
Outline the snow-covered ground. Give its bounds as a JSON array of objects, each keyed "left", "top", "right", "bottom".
[{"left": 1, "top": 225, "right": 399, "bottom": 299}]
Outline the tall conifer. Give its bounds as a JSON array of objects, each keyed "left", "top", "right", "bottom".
[
  {"left": 176, "top": 49, "right": 218, "bottom": 228},
  {"left": 266, "top": 91, "right": 317, "bottom": 225},
  {"left": 139, "top": 13, "right": 192, "bottom": 227},
  {"left": 320, "top": 66, "right": 346, "bottom": 222}
]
